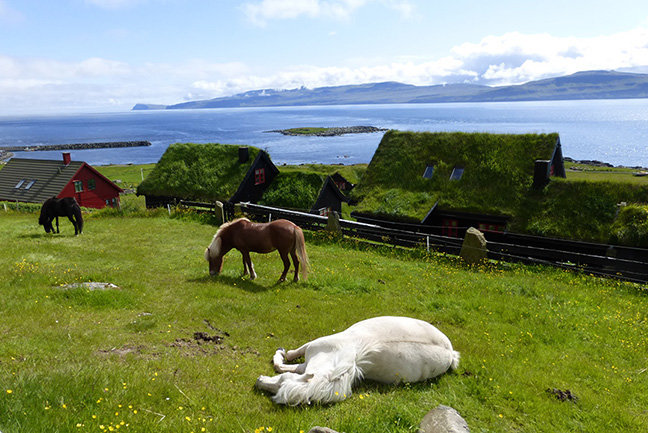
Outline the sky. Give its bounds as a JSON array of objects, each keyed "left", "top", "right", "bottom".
[{"left": 2, "top": 0, "right": 648, "bottom": 114}]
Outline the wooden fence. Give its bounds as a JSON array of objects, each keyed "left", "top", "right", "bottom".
[{"left": 179, "top": 200, "right": 648, "bottom": 283}]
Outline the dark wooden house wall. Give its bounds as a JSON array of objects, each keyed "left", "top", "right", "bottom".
[
  {"left": 229, "top": 151, "right": 279, "bottom": 204},
  {"left": 310, "top": 177, "right": 348, "bottom": 215}
]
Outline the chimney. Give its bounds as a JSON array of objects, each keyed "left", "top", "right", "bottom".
[
  {"left": 532, "top": 160, "right": 551, "bottom": 190},
  {"left": 62, "top": 152, "right": 71, "bottom": 165},
  {"left": 238, "top": 147, "right": 249, "bottom": 163}
]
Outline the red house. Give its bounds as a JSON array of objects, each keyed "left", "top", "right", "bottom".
[{"left": 0, "top": 153, "right": 123, "bottom": 209}]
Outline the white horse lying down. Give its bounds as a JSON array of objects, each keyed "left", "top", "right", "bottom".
[{"left": 255, "top": 316, "right": 460, "bottom": 405}]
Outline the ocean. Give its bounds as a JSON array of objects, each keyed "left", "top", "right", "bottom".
[{"left": 1, "top": 98, "right": 648, "bottom": 167}]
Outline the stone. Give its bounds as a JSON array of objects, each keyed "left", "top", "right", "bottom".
[
  {"left": 58, "top": 282, "right": 120, "bottom": 291},
  {"left": 460, "top": 227, "right": 487, "bottom": 264},
  {"left": 308, "top": 428, "right": 340, "bottom": 433},
  {"left": 419, "top": 405, "right": 470, "bottom": 433},
  {"left": 326, "top": 211, "right": 342, "bottom": 234}
]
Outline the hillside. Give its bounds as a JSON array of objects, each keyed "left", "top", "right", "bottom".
[
  {"left": 1, "top": 211, "right": 646, "bottom": 433},
  {"left": 133, "top": 70, "right": 648, "bottom": 110}
]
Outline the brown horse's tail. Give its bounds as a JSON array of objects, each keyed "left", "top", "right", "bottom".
[{"left": 294, "top": 226, "right": 309, "bottom": 280}]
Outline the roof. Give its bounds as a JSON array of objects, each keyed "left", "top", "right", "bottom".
[
  {"left": 0, "top": 158, "right": 82, "bottom": 203},
  {"left": 352, "top": 130, "right": 562, "bottom": 220},
  {"left": 136, "top": 143, "right": 264, "bottom": 201}
]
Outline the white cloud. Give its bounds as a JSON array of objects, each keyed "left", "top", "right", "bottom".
[
  {"left": 2, "top": 25, "right": 648, "bottom": 114},
  {"left": 243, "top": 0, "right": 413, "bottom": 26}
]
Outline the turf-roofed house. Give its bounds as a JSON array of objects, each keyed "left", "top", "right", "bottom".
[
  {"left": 351, "top": 131, "right": 565, "bottom": 237},
  {"left": 0, "top": 152, "right": 123, "bottom": 209},
  {"left": 136, "top": 143, "right": 279, "bottom": 210}
]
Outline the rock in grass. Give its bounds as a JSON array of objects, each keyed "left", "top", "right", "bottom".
[
  {"left": 460, "top": 227, "right": 487, "bottom": 265},
  {"left": 419, "top": 405, "right": 470, "bottom": 433},
  {"left": 308, "top": 427, "right": 340, "bottom": 433},
  {"left": 58, "top": 282, "right": 120, "bottom": 290}
]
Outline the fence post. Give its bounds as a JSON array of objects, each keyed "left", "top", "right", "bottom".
[
  {"left": 426, "top": 235, "right": 430, "bottom": 252},
  {"left": 269, "top": 213, "right": 272, "bottom": 222},
  {"left": 167, "top": 204, "right": 171, "bottom": 215}
]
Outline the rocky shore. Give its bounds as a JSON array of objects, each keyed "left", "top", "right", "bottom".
[{"left": 266, "top": 126, "right": 387, "bottom": 136}]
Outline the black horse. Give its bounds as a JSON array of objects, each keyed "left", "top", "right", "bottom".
[{"left": 39, "top": 197, "right": 83, "bottom": 235}]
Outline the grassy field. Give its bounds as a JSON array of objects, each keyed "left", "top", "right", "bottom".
[
  {"left": 564, "top": 162, "right": 648, "bottom": 185},
  {"left": 1, "top": 207, "right": 647, "bottom": 433}
]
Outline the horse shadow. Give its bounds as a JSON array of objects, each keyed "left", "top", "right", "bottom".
[
  {"left": 188, "top": 274, "right": 273, "bottom": 293},
  {"left": 253, "top": 376, "right": 447, "bottom": 410}
]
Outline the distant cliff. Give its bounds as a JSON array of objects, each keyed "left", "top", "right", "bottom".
[{"left": 133, "top": 70, "right": 648, "bottom": 110}]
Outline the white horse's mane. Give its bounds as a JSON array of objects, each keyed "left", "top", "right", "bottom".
[{"left": 205, "top": 218, "right": 250, "bottom": 260}]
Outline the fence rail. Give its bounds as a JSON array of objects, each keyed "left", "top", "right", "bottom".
[{"left": 180, "top": 200, "right": 648, "bottom": 283}]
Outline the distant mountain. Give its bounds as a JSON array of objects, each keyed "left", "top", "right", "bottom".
[{"left": 132, "top": 70, "right": 648, "bottom": 110}]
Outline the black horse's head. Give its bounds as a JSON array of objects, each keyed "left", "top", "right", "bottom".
[
  {"left": 39, "top": 198, "right": 55, "bottom": 233},
  {"left": 39, "top": 215, "right": 53, "bottom": 233}
]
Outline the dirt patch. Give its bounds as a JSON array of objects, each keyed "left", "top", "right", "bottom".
[
  {"left": 98, "top": 345, "right": 144, "bottom": 357},
  {"left": 546, "top": 388, "right": 579, "bottom": 402},
  {"left": 169, "top": 323, "right": 259, "bottom": 357}
]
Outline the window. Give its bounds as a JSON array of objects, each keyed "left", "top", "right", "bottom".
[
  {"left": 74, "top": 180, "right": 83, "bottom": 192},
  {"left": 14, "top": 180, "right": 25, "bottom": 189},
  {"left": 25, "top": 180, "right": 35, "bottom": 190},
  {"left": 88, "top": 178, "right": 96, "bottom": 190},
  {"left": 442, "top": 218, "right": 459, "bottom": 237},
  {"left": 450, "top": 166, "right": 464, "bottom": 181},
  {"left": 254, "top": 168, "right": 265, "bottom": 185},
  {"left": 422, "top": 165, "right": 435, "bottom": 179}
]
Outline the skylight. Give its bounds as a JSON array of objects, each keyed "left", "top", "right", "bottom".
[
  {"left": 14, "top": 179, "right": 25, "bottom": 188},
  {"left": 450, "top": 167, "right": 464, "bottom": 181},
  {"left": 422, "top": 165, "right": 435, "bottom": 179},
  {"left": 25, "top": 180, "right": 36, "bottom": 189}
]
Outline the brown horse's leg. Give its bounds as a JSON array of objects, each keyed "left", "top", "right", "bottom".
[
  {"left": 290, "top": 251, "right": 300, "bottom": 282},
  {"left": 242, "top": 251, "right": 256, "bottom": 279},
  {"left": 278, "top": 252, "right": 290, "bottom": 282}
]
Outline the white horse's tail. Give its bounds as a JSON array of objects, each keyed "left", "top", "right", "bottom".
[
  {"left": 450, "top": 350, "right": 460, "bottom": 370},
  {"left": 294, "top": 226, "right": 309, "bottom": 280},
  {"left": 273, "top": 343, "right": 375, "bottom": 405}
]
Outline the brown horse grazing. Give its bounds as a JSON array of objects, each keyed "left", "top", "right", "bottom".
[{"left": 204, "top": 218, "right": 309, "bottom": 282}]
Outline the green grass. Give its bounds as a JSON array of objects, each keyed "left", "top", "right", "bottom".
[
  {"left": 1, "top": 209, "right": 647, "bottom": 433},
  {"left": 95, "top": 164, "right": 157, "bottom": 190},
  {"left": 565, "top": 162, "right": 648, "bottom": 185}
]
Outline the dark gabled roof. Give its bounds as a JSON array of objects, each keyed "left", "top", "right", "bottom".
[
  {"left": 230, "top": 150, "right": 280, "bottom": 202},
  {"left": 320, "top": 176, "right": 349, "bottom": 202},
  {"left": 0, "top": 158, "right": 83, "bottom": 203}
]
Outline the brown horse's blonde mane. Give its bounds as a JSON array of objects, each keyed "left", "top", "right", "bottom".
[{"left": 214, "top": 217, "right": 250, "bottom": 238}]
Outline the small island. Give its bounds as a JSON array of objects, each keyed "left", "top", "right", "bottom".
[{"left": 266, "top": 126, "right": 388, "bottom": 136}]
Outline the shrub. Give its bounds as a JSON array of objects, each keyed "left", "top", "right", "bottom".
[{"left": 609, "top": 204, "right": 648, "bottom": 247}]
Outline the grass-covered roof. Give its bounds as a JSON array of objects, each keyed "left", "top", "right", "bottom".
[
  {"left": 259, "top": 172, "right": 324, "bottom": 210},
  {"left": 137, "top": 143, "right": 260, "bottom": 201},
  {"left": 352, "top": 130, "right": 560, "bottom": 220}
]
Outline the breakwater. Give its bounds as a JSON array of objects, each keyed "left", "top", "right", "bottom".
[{"left": 1, "top": 140, "right": 151, "bottom": 153}]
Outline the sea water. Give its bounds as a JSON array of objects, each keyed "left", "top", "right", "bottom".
[{"left": 1, "top": 98, "right": 648, "bottom": 167}]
